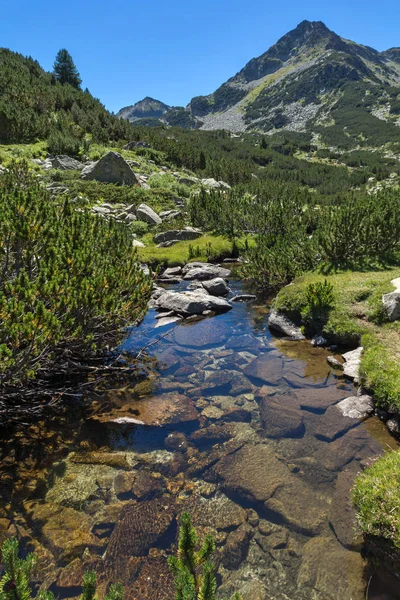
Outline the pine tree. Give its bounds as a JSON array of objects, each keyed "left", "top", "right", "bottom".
[
  {"left": 53, "top": 49, "right": 82, "bottom": 88},
  {"left": 168, "top": 513, "right": 241, "bottom": 600}
]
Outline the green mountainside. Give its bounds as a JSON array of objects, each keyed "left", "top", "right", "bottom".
[{"left": 119, "top": 20, "right": 400, "bottom": 149}]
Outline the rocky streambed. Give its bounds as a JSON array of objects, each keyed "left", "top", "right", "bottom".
[{"left": 0, "top": 275, "right": 398, "bottom": 600}]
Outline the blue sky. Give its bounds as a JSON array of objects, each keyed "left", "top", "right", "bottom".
[{"left": 1, "top": 0, "right": 400, "bottom": 113}]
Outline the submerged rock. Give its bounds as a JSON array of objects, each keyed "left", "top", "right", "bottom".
[
  {"left": 258, "top": 391, "right": 305, "bottom": 438},
  {"left": 244, "top": 354, "right": 283, "bottom": 385},
  {"left": 268, "top": 309, "right": 305, "bottom": 340}
]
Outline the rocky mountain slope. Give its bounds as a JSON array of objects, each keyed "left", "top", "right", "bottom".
[
  {"left": 116, "top": 97, "right": 170, "bottom": 122},
  {"left": 119, "top": 21, "right": 400, "bottom": 147}
]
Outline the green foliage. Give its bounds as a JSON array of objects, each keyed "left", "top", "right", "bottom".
[
  {"left": 353, "top": 450, "right": 400, "bottom": 548},
  {"left": 0, "top": 538, "right": 37, "bottom": 600},
  {"left": 53, "top": 49, "right": 82, "bottom": 89},
  {"left": 168, "top": 513, "right": 241, "bottom": 600},
  {"left": 360, "top": 333, "right": 400, "bottom": 411},
  {"left": 0, "top": 539, "right": 123, "bottom": 600},
  {"left": 0, "top": 162, "right": 152, "bottom": 398},
  {"left": 301, "top": 280, "right": 334, "bottom": 334}
]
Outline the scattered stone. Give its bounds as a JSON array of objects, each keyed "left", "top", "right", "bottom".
[
  {"left": 136, "top": 203, "right": 162, "bottom": 226},
  {"left": 155, "top": 316, "right": 182, "bottom": 328},
  {"left": 386, "top": 417, "right": 400, "bottom": 435},
  {"left": 81, "top": 152, "right": 138, "bottom": 185},
  {"left": 221, "top": 524, "right": 253, "bottom": 569},
  {"left": 163, "top": 266, "right": 182, "bottom": 277},
  {"left": 382, "top": 288, "right": 400, "bottom": 321},
  {"left": 268, "top": 309, "right": 305, "bottom": 340},
  {"left": 133, "top": 239, "right": 145, "bottom": 248},
  {"left": 159, "top": 210, "right": 181, "bottom": 221},
  {"left": 342, "top": 347, "right": 363, "bottom": 382},
  {"left": 337, "top": 395, "right": 374, "bottom": 419}
]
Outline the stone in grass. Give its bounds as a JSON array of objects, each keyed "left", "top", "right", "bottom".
[
  {"left": 342, "top": 347, "right": 363, "bottom": 382},
  {"left": 136, "top": 203, "right": 162, "bottom": 226},
  {"left": 81, "top": 151, "right": 138, "bottom": 185}
]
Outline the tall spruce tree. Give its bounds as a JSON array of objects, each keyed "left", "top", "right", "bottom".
[{"left": 53, "top": 49, "right": 82, "bottom": 88}]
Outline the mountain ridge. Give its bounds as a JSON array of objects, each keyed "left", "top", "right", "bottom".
[{"left": 118, "top": 20, "right": 400, "bottom": 147}]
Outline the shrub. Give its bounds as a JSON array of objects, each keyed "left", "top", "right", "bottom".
[{"left": 0, "top": 162, "right": 152, "bottom": 416}]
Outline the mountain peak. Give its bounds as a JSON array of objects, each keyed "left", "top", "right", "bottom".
[{"left": 117, "top": 97, "right": 170, "bottom": 122}]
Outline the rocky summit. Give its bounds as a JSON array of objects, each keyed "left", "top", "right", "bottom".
[{"left": 118, "top": 20, "right": 400, "bottom": 141}]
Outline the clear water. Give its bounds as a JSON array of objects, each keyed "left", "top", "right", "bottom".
[{"left": 0, "top": 278, "right": 398, "bottom": 600}]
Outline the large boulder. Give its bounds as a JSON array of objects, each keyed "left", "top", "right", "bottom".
[
  {"left": 156, "top": 290, "right": 232, "bottom": 316},
  {"left": 81, "top": 151, "right": 138, "bottom": 185},
  {"left": 154, "top": 230, "right": 202, "bottom": 244},
  {"left": 51, "top": 155, "right": 84, "bottom": 170},
  {"left": 182, "top": 263, "right": 231, "bottom": 281},
  {"left": 136, "top": 203, "right": 162, "bottom": 225},
  {"left": 201, "top": 278, "right": 230, "bottom": 296},
  {"left": 268, "top": 309, "right": 305, "bottom": 340}
]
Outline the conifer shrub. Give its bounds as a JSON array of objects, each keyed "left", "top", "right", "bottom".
[{"left": 0, "top": 162, "right": 152, "bottom": 413}]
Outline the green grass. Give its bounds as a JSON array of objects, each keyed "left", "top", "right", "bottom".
[
  {"left": 0, "top": 141, "right": 47, "bottom": 166},
  {"left": 274, "top": 267, "right": 400, "bottom": 410},
  {"left": 353, "top": 450, "right": 400, "bottom": 548},
  {"left": 137, "top": 235, "right": 235, "bottom": 268}
]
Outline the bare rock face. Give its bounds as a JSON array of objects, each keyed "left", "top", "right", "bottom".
[{"left": 81, "top": 152, "right": 138, "bottom": 185}]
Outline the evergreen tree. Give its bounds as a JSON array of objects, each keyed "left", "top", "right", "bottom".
[{"left": 53, "top": 49, "right": 82, "bottom": 88}]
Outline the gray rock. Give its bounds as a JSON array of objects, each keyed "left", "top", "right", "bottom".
[
  {"left": 342, "top": 347, "right": 363, "bottom": 383},
  {"left": 337, "top": 395, "right": 374, "bottom": 419},
  {"left": 154, "top": 230, "right": 202, "bottom": 244},
  {"left": 386, "top": 417, "right": 400, "bottom": 435},
  {"left": 156, "top": 290, "right": 232, "bottom": 316},
  {"left": 132, "top": 240, "right": 145, "bottom": 248},
  {"left": 81, "top": 152, "right": 138, "bottom": 185},
  {"left": 155, "top": 316, "right": 182, "bottom": 328},
  {"left": 124, "top": 141, "right": 151, "bottom": 150},
  {"left": 157, "top": 241, "right": 180, "bottom": 248},
  {"left": 51, "top": 155, "right": 84, "bottom": 170},
  {"left": 202, "top": 278, "right": 230, "bottom": 296},
  {"left": 162, "top": 266, "right": 182, "bottom": 277},
  {"left": 136, "top": 203, "right": 162, "bottom": 226},
  {"left": 230, "top": 294, "right": 256, "bottom": 302},
  {"left": 201, "top": 178, "right": 231, "bottom": 190},
  {"left": 183, "top": 264, "right": 231, "bottom": 281},
  {"left": 159, "top": 210, "right": 181, "bottom": 221},
  {"left": 268, "top": 309, "right": 305, "bottom": 340},
  {"left": 382, "top": 291, "right": 400, "bottom": 321}
]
